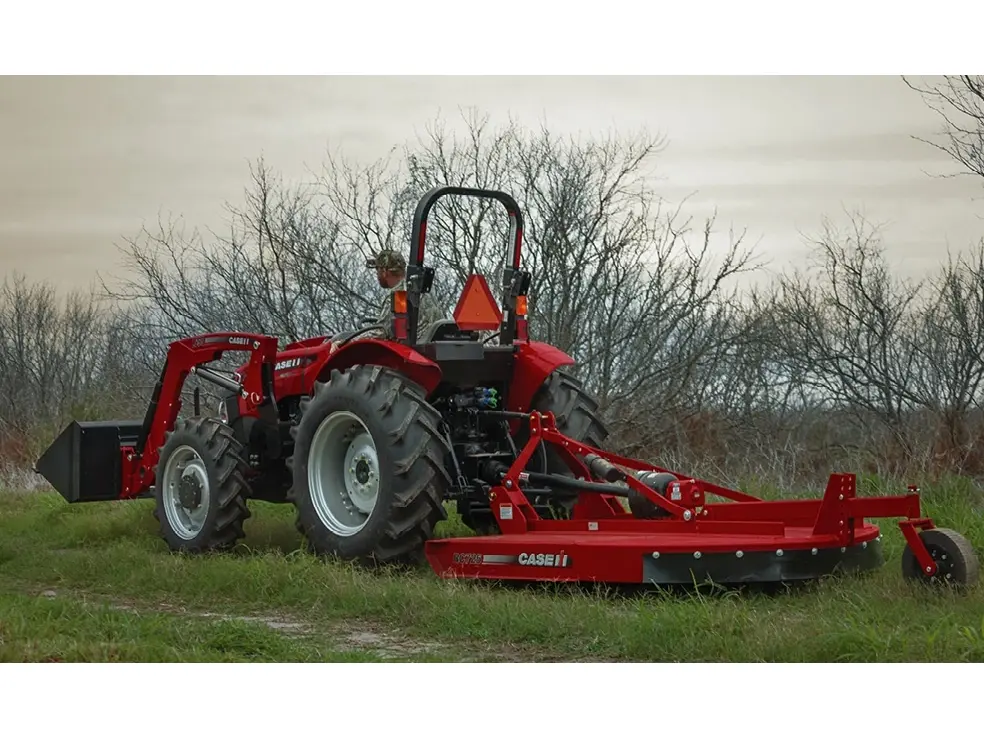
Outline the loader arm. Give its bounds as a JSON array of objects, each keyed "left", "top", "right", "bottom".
[
  {"left": 125, "top": 332, "right": 279, "bottom": 498},
  {"left": 35, "top": 331, "right": 280, "bottom": 503}
]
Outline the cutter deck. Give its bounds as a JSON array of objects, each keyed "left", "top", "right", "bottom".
[{"left": 427, "top": 522, "right": 886, "bottom": 585}]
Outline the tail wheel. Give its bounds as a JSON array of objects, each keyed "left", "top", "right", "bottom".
[
  {"left": 287, "top": 365, "right": 451, "bottom": 566},
  {"left": 154, "top": 416, "right": 252, "bottom": 552},
  {"left": 902, "top": 527, "right": 980, "bottom": 587}
]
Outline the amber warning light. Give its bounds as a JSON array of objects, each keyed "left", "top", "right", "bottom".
[
  {"left": 453, "top": 274, "right": 503, "bottom": 331},
  {"left": 392, "top": 290, "right": 408, "bottom": 314}
]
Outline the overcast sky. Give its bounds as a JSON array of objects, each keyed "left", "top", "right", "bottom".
[{"left": 1, "top": 75, "right": 982, "bottom": 293}]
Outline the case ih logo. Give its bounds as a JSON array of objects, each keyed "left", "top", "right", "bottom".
[
  {"left": 518, "top": 552, "right": 570, "bottom": 567},
  {"left": 191, "top": 335, "right": 253, "bottom": 348},
  {"left": 451, "top": 552, "right": 571, "bottom": 567},
  {"left": 275, "top": 357, "right": 303, "bottom": 371}
]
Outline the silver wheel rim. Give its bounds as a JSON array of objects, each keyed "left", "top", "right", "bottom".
[
  {"left": 307, "top": 410, "right": 380, "bottom": 536},
  {"left": 161, "top": 444, "right": 211, "bottom": 540}
]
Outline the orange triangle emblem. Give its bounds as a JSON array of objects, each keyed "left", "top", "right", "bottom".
[{"left": 453, "top": 273, "right": 503, "bottom": 331}]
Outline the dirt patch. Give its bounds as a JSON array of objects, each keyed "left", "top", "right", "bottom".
[
  {"left": 32, "top": 587, "right": 540, "bottom": 661},
  {"left": 323, "top": 621, "right": 449, "bottom": 658}
]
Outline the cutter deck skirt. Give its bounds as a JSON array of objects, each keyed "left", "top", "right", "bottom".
[{"left": 426, "top": 523, "right": 885, "bottom": 585}]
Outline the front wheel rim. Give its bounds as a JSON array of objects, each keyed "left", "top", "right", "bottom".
[
  {"left": 161, "top": 444, "right": 211, "bottom": 540},
  {"left": 307, "top": 410, "right": 380, "bottom": 536}
]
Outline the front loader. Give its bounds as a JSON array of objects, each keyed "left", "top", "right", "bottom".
[{"left": 34, "top": 186, "right": 980, "bottom": 590}]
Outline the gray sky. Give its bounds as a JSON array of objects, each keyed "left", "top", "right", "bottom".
[{"left": 1, "top": 75, "right": 982, "bottom": 294}]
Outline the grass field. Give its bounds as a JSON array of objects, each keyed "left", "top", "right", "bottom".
[{"left": 1, "top": 475, "right": 983, "bottom": 662}]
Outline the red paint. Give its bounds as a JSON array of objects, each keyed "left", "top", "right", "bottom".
[
  {"left": 283, "top": 335, "right": 332, "bottom": 351},
  {"left": 515, "top": 316, "right": 528, "bottom": 343},
  {"left": 122, "top": 332, "right": 280, "bottom": 499},
  {"left": 314, "top": 339, "right": 442, "bottom": 394},
  {"left": 898, "top": 518, "right": 938, "bottom": 576},
  {"left": 506, "top": 341, "right": 576, "bottom": 414},
  {"left": 424, "top": 521, "right": 887, "bottom": 584},
  {"left": 238, "top": 336, "right": 443, "bottom": 401},
  {"left": 120, "top": 331, "right": 442, "bottom": 501}
]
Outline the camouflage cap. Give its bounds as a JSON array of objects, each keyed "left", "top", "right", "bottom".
[{"left": 366, "top": 249, "right": 406, "bottom": 272}]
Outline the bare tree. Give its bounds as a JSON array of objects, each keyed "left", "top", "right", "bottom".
[
  {"left": 89, "top": 109, "right": 772, "bottom": 471},
  {"left": 768, "top": 211, "right": 929, "bottom": 469},
  {"left": 22, "top": 107, "right": 984, "bottom": 487},
  {"left": 908, "top": 241, "right": 984, "bottom": 468},
  {"left": 309, "top": 112, "right": 764, "bottom": 458},
  {"left": 905, "top": 75, "right": 984, "bottom": 184},
  {"left": 104, "top": 158, "right": 379, "bottom": 347},
  {"left": 0, "top": 273, "right": 147, "bottom": 465}
]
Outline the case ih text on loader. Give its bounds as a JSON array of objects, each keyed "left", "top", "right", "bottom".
[{"left": 35, "top": 186, "right": 980, "bottom": 590}]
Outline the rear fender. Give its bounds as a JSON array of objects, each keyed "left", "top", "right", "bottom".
[
  {"left": 507, "top": 341, "right": 576, "bottom": 413},
  {"left": 311, "top": 339, "right": 443, "bottom": 395}
]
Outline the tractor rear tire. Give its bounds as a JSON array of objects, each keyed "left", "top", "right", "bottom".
[
  {"left": 530, "top": 368, "right": 610, "bottom": 518},
  {"left": 459, "top": 368, "right": 610, "bottom": 534},
  {"left": 287, "top": 365, "right": 451, "bottom": 566},
  {"left": 534, "top": 368, "right": 610, "bottom": 470},
  {"left": 153, "top": 416, "right": 252, "bottom": 553}
]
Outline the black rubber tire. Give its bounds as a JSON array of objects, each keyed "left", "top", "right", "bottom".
[
  {"left": 153, "top": 416, "right": 252, "bottom": 553},
  {"left": 286, "top": 365, "right": 451, "bottom": 566},
  {"left": 529, "top": 368, "right": 611, "bottom": 517},
  {"left": 901, "top": 527, "right": 980, "bottom": 587},
  {"left": 626, "top": 472, "right": 677, "bottom": 519},
  {"left": 459, "top": 368, "right": 610, "bottom": 534}
]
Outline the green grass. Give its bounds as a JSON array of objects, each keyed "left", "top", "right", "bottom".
[
  {"left": 1, "top": 476, "right": 983, "bottom": 662},
  {"left": 0, "top": 590, "right": 396, "bottom": 662}
]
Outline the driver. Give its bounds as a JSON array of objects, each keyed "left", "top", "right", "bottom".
[{"left": 363, "top": 249, "right": 444, "bottom": 341}]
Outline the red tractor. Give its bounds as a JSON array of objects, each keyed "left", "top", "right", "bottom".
[{"left": 35, "top": 187, "right": 980, "bottom": 589}]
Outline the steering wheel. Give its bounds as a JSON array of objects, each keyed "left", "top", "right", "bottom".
[{"left": 324, "top": 323, "right": 385, "bottom": 348}]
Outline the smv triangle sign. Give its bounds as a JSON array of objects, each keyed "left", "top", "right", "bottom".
[{"left": 453, "top": 273, "right": 503, "bottom": 331}]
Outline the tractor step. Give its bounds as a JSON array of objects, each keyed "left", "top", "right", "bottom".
[{"left": 425, "top": 523, "right": 884, "bottom": 585}]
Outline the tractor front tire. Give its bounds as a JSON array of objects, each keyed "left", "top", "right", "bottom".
[
  {"left": 287, "top": 365, "right": 451, "bottom": 566},
  {"left": 153, "top": 416, "right": 252, "bottom": 553}
]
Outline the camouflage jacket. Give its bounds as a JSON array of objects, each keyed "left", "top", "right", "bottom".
[{"left": 367, "top": 278, "right": 445, "bottom": 341}]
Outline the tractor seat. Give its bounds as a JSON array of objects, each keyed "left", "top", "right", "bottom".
[{"left": 419, "top": 318, "right": 480, "bottom": 343}]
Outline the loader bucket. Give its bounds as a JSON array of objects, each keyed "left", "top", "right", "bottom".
[{"left": 35, "top": 420, "right": 144, "bottom": 503}]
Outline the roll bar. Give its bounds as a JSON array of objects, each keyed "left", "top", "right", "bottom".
[
  {"left": 408, "top": 186, "right": 525, "bottom": 270},
  {"left": 403, "top": 186, "right": 531, "bottom": 346}
]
